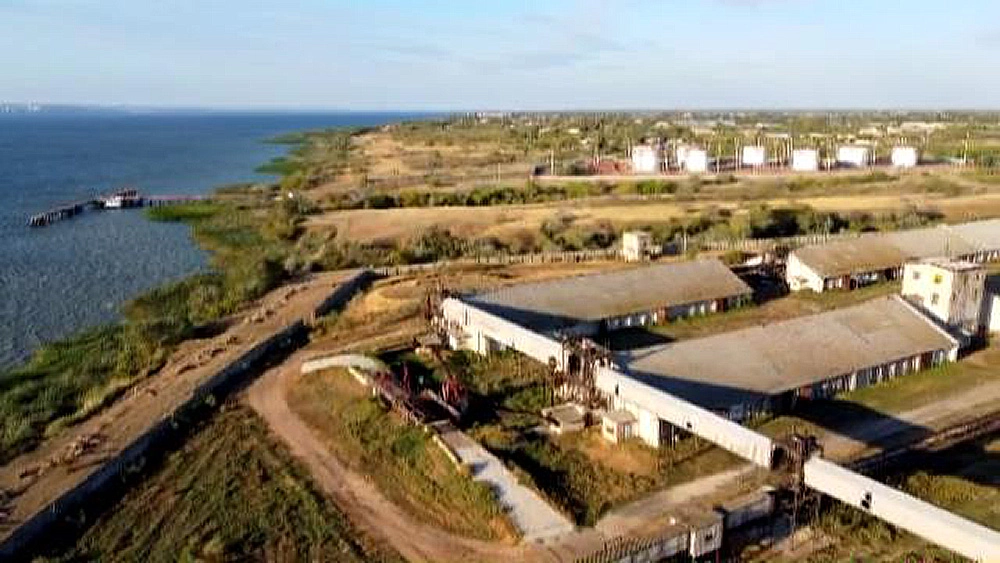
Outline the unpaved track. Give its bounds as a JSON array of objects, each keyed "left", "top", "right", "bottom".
[
  {"left": 246, "top": 333, "right": 563, "bottom": 563},
  {"left": 821, "top": 378, "right": 1000, "bottom": 460}
]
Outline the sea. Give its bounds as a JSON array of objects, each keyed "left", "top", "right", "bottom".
[{"left": 0, "top": 111, "right": 424, "bottom": 368}]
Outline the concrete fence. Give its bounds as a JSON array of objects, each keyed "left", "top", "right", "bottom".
[{"left": 695, "top": 231, "right": 860, "bottom": 253}]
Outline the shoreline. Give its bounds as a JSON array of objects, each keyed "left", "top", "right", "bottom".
[{"left": 0, "top": 125, "right": 317, "bottom": 463}]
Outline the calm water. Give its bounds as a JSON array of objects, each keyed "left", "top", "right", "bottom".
[{"left": 0, "top": 112, "right": 420, "bottom": 368}]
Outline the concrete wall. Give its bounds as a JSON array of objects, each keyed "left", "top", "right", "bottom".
[
  {"left": 792, "top": 149, "right": 819, "bottom": 172},
  {"left": 312, "top": 269, "right": 375, "bottom": 319},
  {"left": 631, "top": 145, "right": 661, "bottom": 174}
]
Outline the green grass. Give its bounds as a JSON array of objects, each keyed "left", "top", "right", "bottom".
[
  {"left": 839, "top": 357, "right": 998, "bottom": 414},
  {"left": 254, "top": 156, "right": 304, "bottom": 176},
  {"left": 0, "top": 325, "right": 139, "bottom": 463},
  {"left": 794, "top": 280, "right": 903, "bottom": 310},
  {"left": 287, "top": 367, "right": 516, "bottom": 542},
  {"left": 446, "top": 350, "right": 745, "bottom": 526},
  {"left": 40, "top": 406, "right": 398, "bottom": 563},
  {"left": 144, "top": 201, "right": 220, "bottom": 222}
]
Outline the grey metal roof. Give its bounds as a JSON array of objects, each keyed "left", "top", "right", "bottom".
[
  {"left": 623, "top": 296, "right": 958, "bottom": 410},
  {"left": 465, "top": 259, "right": 752, "bottom": 332},
  {"left": 793, "top": 220, "right": 999, "bottom": 278},
  {"left": 793, "top": 237, "right": 909, "bottom": 278}
]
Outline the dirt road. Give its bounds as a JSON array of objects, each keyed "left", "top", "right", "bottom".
[
  {"left": 245, "top": 338, "right": 556, "bottom": 563},
  {"left": 820, "top": 378, "right": 1000, "bottom": 460}
]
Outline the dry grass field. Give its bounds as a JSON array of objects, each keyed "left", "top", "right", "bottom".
[{"left": 306, "top": 192, "right": 1000, "bottom": 244}]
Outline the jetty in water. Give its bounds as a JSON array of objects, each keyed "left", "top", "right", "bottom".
[{"left": 27, "top": 188, "right": 206, "bottom": 227}]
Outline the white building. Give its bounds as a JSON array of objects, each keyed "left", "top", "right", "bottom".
[
  {"left": 902, "top": 258, "right": 986, "bottom": 338},
  {"left": 741, "top": 146, "right": 766, "bottom": 168},
  {"left": 682, "top": 148, "right": 708, "bottom": 173},
  {"left": 786, "top": 219, "right": 1000, "bottom": 294},
  {"left": 631, "top": 144, "right": 661, "bottom": 174},
  {"left": 621, "top": 231, "right": 657, "bottom": 262},
  {"left": 891, "top": 146, "right": 919, "bottom": 168},
  {"left": 791, "top": 149, "right": 819, "bottom": 172},
  {"left": 837, "top": 145, "right": 871, "bottom": 168}
]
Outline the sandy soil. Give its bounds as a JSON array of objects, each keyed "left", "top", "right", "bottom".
[{"left": 0, "top": 271, "right": 348, "bottom": 545}]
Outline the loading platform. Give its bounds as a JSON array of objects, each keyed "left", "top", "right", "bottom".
[{"left": 27, "top": 188, "right": 206, "bottom": 227}]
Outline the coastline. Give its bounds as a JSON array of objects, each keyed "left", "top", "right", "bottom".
[{"left": 0, "top": 126, "right": 319, "bottom": 463}]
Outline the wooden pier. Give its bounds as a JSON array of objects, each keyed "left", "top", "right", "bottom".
[{"left": 27, "top": 188, "right": 206, "bottom": 227}]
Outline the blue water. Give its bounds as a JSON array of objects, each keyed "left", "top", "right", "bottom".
[{"left": 0, "top": 112, "right": 422, "bottom": 368}]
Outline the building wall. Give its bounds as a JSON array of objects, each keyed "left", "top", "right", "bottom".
[
  {"left": 685, "top": 149, "right": 708, "bottom": 173},
  {"left": 621, "top": 231, "right": 653, "bottom": 262},
  {"left": 440, "top": 298, "right": 565, "bottom": 364},
  {"left": 596, "top": 367, "right": 776, "bottom": 467},
  {"left": 601, "top": 295, "right": 748, "bottom": 331},
  {"left": 984, "top": 292, "right": 1000, "bottom": 333},
  {"left": 786, "top": 253, "right": 826, "bottom": 292},
  {"left": 902, "top": 262, "right": 986, "bottom": 334},
  {"left": 741, "top": 146, "right": 766, "bottom": 167}
]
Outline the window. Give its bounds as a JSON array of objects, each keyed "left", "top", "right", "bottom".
[
  {"left": 931, "top": 293, "right": 940, "bottom": 305},
  {"left": 912, "top": 271, "right": 921, "bottom": 280},
  {"left": 933, "top": 274, "right": 943, "bottom": 284}
]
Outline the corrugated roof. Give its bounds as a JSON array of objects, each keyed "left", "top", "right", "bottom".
[
  {"left": 793, "top": 237, "right": 908, "bottom": 278},
  {"left": 793, "top": 220, "right": 1000, "bottom": 278},
  {"left": 465, "top": 259, "right": 751, "bottom": 332},
  {"left": 624, "top": 296, "right": 957, "bottom": 409}
]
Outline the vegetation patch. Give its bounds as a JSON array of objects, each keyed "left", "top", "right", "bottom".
[
  {"left": 444, "top": 350, "right": 744, "bottom": 526},
  {"left": 0, "top": 195, "right": 304, "bottom": 463},
  {"left": 286, "top": 366, "right": 516, "bottom": 542},
  {"left": 40, "top": 406, "right": 398, "bottom": 563}
]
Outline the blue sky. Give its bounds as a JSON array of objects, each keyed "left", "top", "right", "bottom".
[{"left": 1, "top": 0, "right": 998, "bottom": 109}]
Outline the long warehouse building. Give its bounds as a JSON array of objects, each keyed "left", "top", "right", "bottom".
[
  {"left": 461, "top": 258, "right": 751, "bottom": 342},
  {"left": 617, "top": 296, "right": 959, "bottom": 422},
  {"left": 787, "top": 219, "right": 1000, "bottom": 292}
]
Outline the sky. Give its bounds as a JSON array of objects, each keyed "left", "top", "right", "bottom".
[{"left": 1, "top": 0, "right": 999, "bottom": 110}]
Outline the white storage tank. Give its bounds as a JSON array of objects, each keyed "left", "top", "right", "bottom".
[
  {"left": 684, "top": 149, "right": 708, "bottom": 173},
  {"left": 792, "top": 149, "right": 819, "bottom": 172},
  {"left": 675, "top": 146, "right": 689, "bottom": 169},
  {"left": 891, "top": 146, "right": 918, "bottom": 168},
  {"left": 837, "top": 145, "right": 871, "bottom": 167},
  {"left": 741, "top": 145, "right": 766, "bottom": 167},
  {"left": 631, "top": 144, "right": 661, "bottom": 174}
]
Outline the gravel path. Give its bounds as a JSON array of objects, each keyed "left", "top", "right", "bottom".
[{"left": 437, "top": 427, "right": 575, "bottom": 542}]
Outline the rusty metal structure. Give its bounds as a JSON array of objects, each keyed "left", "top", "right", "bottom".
[{"left": 557, "top": 334, "right": 613, "bottom": 406}]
